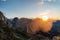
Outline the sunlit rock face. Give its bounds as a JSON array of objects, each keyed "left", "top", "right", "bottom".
[
  {"left": 27, "top": 18, "right": 53, "bottom": 35},
  {"left": 27, "top": 18, "right": 42, "bottom": 35},
  {"left": 40, "top": 19, "right": 53, "bottom": 33},
  {"left": 52, "top": 35, "right": 60, "bottom": 40}
]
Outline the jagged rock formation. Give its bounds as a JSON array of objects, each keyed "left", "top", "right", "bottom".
[
  {"left": 0, "top": 11, "right": 7, "bottom": 27},
  {"left": 0, "top": 11, "right": 60, "bottom": 40},
  {"left": 52, "top": 35, "right": 60, "bottom": 40}
]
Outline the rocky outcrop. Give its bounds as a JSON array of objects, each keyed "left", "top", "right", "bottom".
[
  {"left": 0, "top": 11, "right": 7, "bottom": 27},
  {"left": 1, "top": 11, "right": 60, "bottom": 40},
  {"left": 0, "top": 11, "right": 12, "bottom": 28},
  {"left": 52, "top": 35, "right": 60, "bottom": 40}
]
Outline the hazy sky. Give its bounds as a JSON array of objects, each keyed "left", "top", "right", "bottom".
[{"left": 0, "top": 0, "right": 60, "bottom": 18}]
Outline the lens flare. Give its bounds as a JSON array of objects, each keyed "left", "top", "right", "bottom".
[{"left": 42, "top": 16, "right": 48, "bottom": 21}]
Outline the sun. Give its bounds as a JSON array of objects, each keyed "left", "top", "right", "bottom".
[{"left": 42, "top": 16, "right": 48, "bottom": 21}]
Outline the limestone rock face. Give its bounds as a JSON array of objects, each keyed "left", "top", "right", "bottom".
[
  {"left": 52, "top": 35, "right": 60, "bottom": 40},
  {"left": 0, "top": 11, "right": 7, "bottom": 27},
  {"left": 0, "top": 11, "right": 5, "bottom": 21},
  {"left": 12, "top": 17, "right": 32, "bottom": 33}
]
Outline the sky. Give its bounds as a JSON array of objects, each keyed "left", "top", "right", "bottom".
[{"left": 0, "top": 0, "right": 60, "bottom": 19}]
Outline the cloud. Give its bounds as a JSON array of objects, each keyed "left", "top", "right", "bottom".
[
  {"left": 40, "top": 0, "right": 44, "bottom": 4},
  {"left": 48, "top": 0, "right": 56, "bottom": 2},
  {"left": 48, "top": 0, "right": 52, "bottom": 2},
  {"left": 38, "top": 0, "right": 56, "bottom": 5},
  {"left": 40, "top": 10, "right": 50, "bottom": 16},
  {"left": 38, "top": 2, "right": 44, "bottom": 5},
  {"left": 1, "top": 0, "right": 7, "bottom": 2},
  {"left": 38, "top": 0, "right": 45, "bottom": 5},
  {"left": 53, "top": 0, "right": 56, "bottom": 2}
]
